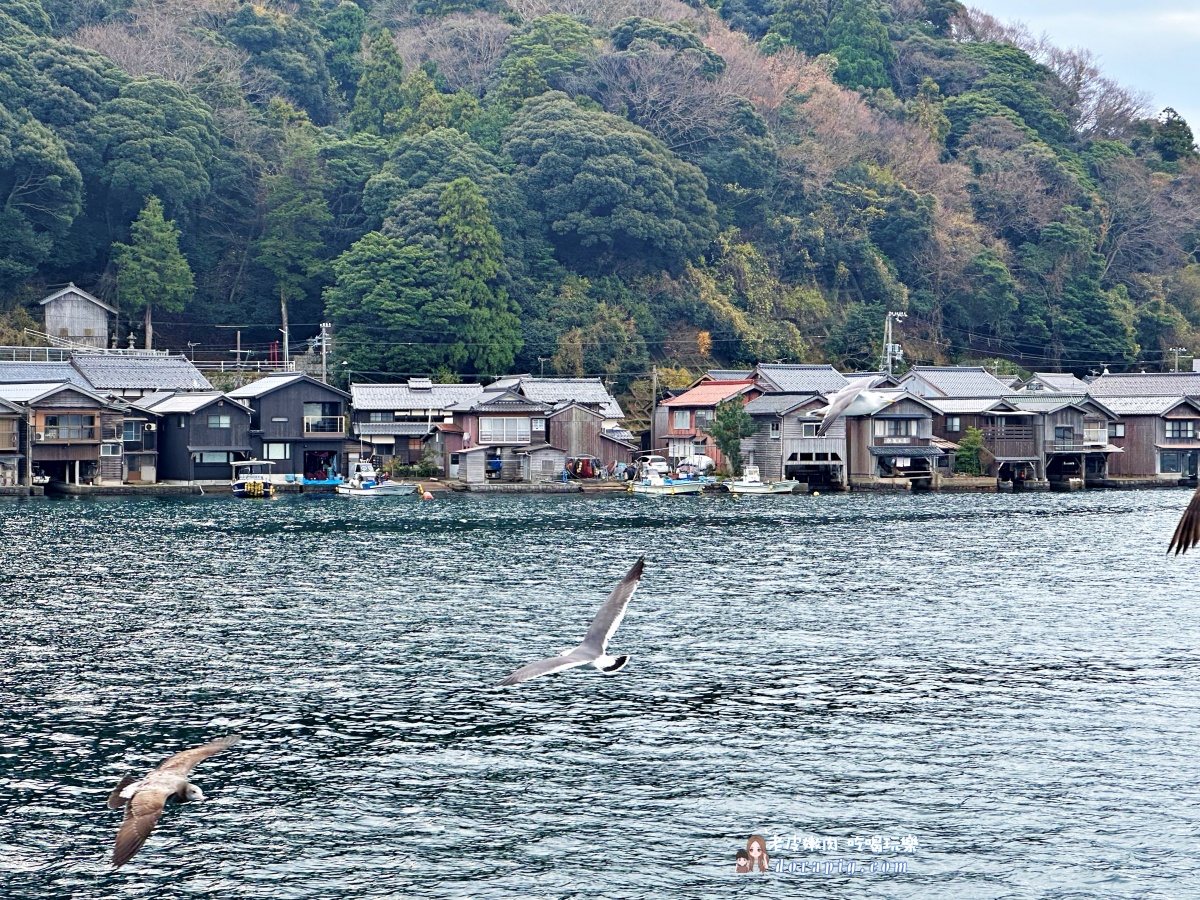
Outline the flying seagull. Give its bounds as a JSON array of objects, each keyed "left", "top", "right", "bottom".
[
  {"left": 1169, "top": 484, "right": 1200, "bottom": 555},
  {"left": 497, "top": 558, "right": 645, "bottom": 687},
  {"left": 107, "top": 735, "right": 240, "bottom": 868},
  {"left": 816, "top": 375, "right": 883, "bottom": 436}
]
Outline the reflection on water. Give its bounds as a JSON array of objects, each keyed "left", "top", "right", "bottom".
[{"left": 3, "top": 489, "right": 1200, "bottom": 897}]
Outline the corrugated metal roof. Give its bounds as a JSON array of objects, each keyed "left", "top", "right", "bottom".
[
  {"left": 38, "top": 284, "right": 117, "bottom": 313},
  {"left": 661, "top": 381, "right": 755, "bottom": 407},
  {"left": 353, "top": 422, "right": 432, "bottom": 436},
  {"left": 900, "top": 366, "right": 1012, "bottom": 398},
  {"left": 755, "top": 364, "right": 848, "bottom": 393},
  {"left": 0, "top": 361, "right": 89, "bottom": 387},
  {"left": 1087, "top": 372, "right": 1200, "bottom": 397},
  {"left": 351, "top": 382, "right": 483, "bottom": 410},
  {"left": 0, "top": 381, "right": 108, "bottom": 404},
  {"left": 926, "top": 398, "right": 1013, "bottom": 414},
  {"left": 71, "top": 354, "right": 211, "bottom": 391},
  {"left": 227, "top": 372, "right": 307, "bottom": 398},
  {"left": 511, "top": 377, "right": 624, "bottom": 418},
  {"left": 141, "top": 392, "right": 248, "bottom": 414}
]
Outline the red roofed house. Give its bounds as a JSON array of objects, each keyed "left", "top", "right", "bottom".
[{"left": 659, "top": 380, "right": 760, "bottom": 470}]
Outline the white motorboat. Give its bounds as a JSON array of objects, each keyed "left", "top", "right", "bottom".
[
  {"left": 629, "top": 471, "right": 706, "bottom": 495},
  {"left": 231, "top": 460, "right": 276, "bottom": 498},
  {"left": 336, "top": 461, "right": 417, "bottom": 497},
  {"left": 726, "top": 465, "right": 801, "bottom": 495}
]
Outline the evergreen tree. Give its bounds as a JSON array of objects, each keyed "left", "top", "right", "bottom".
[
  {"left": 954, "top": 426, "right": 984, "bottom": 475},
  {"left": 708, "top": 398, "right": 756, "bottom": 475},
  {"left": 349, "top": 31, "right": 406, "bottom": 136},
  {"left": 112, "top": 196, "right": 194, "bottom": 349}
]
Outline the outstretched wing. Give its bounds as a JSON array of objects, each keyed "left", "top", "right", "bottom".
[
  {"left": 496, "top": 650, "right": 591, "bottom": 687},
  {"left": 816, "top": 376, "right": 879, "bottom": 436},
  {"left": 107, "top": 776, "right": 137, "bottom": 810},
  {"left": 158, "top": 735, "right": 241, "bottom": 776},
  {"left": 1169, "top": 482, "right": 1200, "bottom": 555},
  {"left": 579, "top": 558, "right": 645, "bottom": 655},
  {"left": 112, "top": 790, "right": 168, "bottom": 868}
]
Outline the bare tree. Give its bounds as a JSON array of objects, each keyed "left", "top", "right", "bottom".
[
  {"left": 393, "top": 13, "right": 513, "bottom": 97},
  {"left": 505, "top": 0, "right": 692, "bottom": 27},
  {"left": 1096, "top": 158, "right": 1200, "bottom": 285}
]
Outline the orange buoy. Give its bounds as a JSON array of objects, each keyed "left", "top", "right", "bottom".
[{"left": 422, "top": 491, "right": 434, "bottom": 500}]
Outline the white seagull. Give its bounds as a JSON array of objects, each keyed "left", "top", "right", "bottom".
[
  {"left": 107, "top": 735, "right": 240, "bottom": 868},
  {"left": 816, "top": 375, "right": 885, "bottom": 436},
  {"left": 497, "top": 558, "right": 645, "bottom": 687}
]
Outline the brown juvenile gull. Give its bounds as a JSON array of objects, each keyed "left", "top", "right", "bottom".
[
  {"left": 1169, "top": 483, "right": 1200, "bottom": 555},
  {"left": 497, "top": 558, "right": 645, "bottom": 687},
  {"left": 107, "top": 735, "right": 240, "bottom": 868}
]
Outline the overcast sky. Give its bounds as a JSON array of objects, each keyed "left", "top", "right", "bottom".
[{"left": 973, "top": 0, "right": 1200, "bottom": 134}]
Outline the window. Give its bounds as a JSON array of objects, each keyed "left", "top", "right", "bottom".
[
  {"left": 672, "top": 410, "right": 690, "bottom": 430},
  {"left": 271, "top": 416, "right": 289, "bottom": 423},
  {"left": 1108, "top": 422, "right": 1125, "bottom": 438},
  {"left": 1161, "top": 451, "right": 1183, "bottom": 474},
  {"left": 123, "top": 421, "right": 142, "bottom": 442},
  {"left": 208, "top": 414, "right": 231, "bottom": 429},
  {"left": 304, "top": 402, "right": 340, "bottom": 418},
  {"left": 801, "top": 423, "right": 817, "bottom": 437},
  {"left": 875, "top": 419, "right": 915, "bottom": 437},
  {"left": 1166, "top": 420, "right": 1195, "bottom": 440},
  {"left": 531, "top": 418, "right": 546, "bottom": 432},
  {"left": 101, "top": 442, "right": 122, "bottom": 457},
  {"left": 769, "top": 422, "right": 780, "bottom": 440},
  {"left": 263, "top": 443, "right": 290, "bottom": 460},
  {"left": 408, "top": 438, "right": 423, "bottom": 450},
  {"left": 479, "top": 416, "right": 530, "bottom": 443},
  {"left": 695, "top": 410, "right": 713, "bottom": 429},
  {"left": 196, "top": 451, "right": 233, "bottom": 464},
  {"left": 1055, "top": 426, "right": 1074, "bottom": 442},
  {"left": 946, "top": 416, "right": 961, "bottom": 432},
  {"left": 304, "top": 402, "right": 342, "bottom": 433},
  {"left": 368, "top": 411, "right": 391, "bottom": 423},
  {"left": 43, "top": 414, "right": 95, "bottom": 440}
]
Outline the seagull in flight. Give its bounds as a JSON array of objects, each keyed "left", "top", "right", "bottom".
[
  {"left": 1169, "top": 486, "right": 1200, "bottom": 555},
  {"left": 816, "top": 375, "right": 884, "bottom": 436},
  {"left": 107, "top": 735, "right": 240, "bottom": 868},
  {"left": 497, "top": 558, "right": 645, "bottom": 687}
]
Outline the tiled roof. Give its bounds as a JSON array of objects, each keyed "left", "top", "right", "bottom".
[
  {"left": 71, "top": 354, "right": 211, "bottom": 391},
  {"left": 1087, "top": 372, "right": 1200, "bottom": 397},
  {"left": 351, "top": 382, "right": 483, "bottom": 410},
  {"left": 448, "top": 388, "right": 550, "bottom": 413},
  {"left": 900, "top": 366, "right": 1012, "bottom": 398},
  {"left": 1028, "top": 372, "right": 1088, "bottom": 392},
  {"left": 0, "top": 361, "right": 89, "bottom": 387},
  {"left": 1096, "top": 396, "right": 1195, "bottom": 416},
  {"left": 704, "top": 369, "right": 754, "bottom": 382},
  {"left": 661, "top": 380, "right": 755, "bottom": 407},
  {"left": 755, "top": 364, "right": 848, "bottom": 393},
  {"left": 509, "top": 377, "right": 624, "bottom": 419},
  {"left": 742, "top": 393, "right": 823, "bottom": 415}
]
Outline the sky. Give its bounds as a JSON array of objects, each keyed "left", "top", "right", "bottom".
[{"left": 973, "top": 0, "right": 1200, "bottom": 134}]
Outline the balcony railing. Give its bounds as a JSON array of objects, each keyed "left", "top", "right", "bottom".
[
  {"left": 1045, "top": 440, "right": 1109, "bottom": 453},
  {"left": 304, "top": 415, "right": 345, "bottom": 436},
  {"left": 42, "top": 427, "right": 96, "bottom": 441}
]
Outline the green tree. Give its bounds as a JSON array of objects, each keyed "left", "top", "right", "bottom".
[
  {"left": 954, "top": 425, "right": 984, "bottom": 475},
  {"left": 349, "top": 31, "right": 406, "bottom": 136},
  {"left": 1154, "top": 108, "right": 1198, "bottom": 163},
  {"left": 708, "top": 397, "right": 756, "bottom": 475},
  {"left": 112, "top": 196, "right": 194, "bottom": 349}
]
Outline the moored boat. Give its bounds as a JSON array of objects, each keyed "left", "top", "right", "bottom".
[
  {"left": 629, "top": 471, "right": 707, "bottom": 495},
  {"left": 231, "top": 460, "right": 277, "bottom": 498},
  {"left": 726, "top": 465, "right": 801, "bottom": 495},
  {"left": 335, "top": 461, "right": 417, "bottom": 497}
]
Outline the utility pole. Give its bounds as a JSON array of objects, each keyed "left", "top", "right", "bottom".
[
  {"left": 1170, "top": 346, "right": 1188, "bottom": 372},
  {"left": 881, "top": 311, "right": 906, "bottom": 374},
  {"left": 321, "top": 322, "right": 331, "bottom": 383},
  {"left": 649, "top": 365, "right": 658, "bottom": 453},
  {"left": 280, "top": 287, "right": 290, "bottom": 372}
]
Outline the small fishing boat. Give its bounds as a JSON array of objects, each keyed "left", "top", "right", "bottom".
[
  {"left": 726, "top": 465, "right": 801, "bottom": 495},
  {"left": 231, "top": 460, "right": 276, "bottom": 498},
  {"left": 629, "top": 470, "right": 706, "bottom": 495},
  {"left": 335, "top": 461, "right": 417, "bottom": 497}
]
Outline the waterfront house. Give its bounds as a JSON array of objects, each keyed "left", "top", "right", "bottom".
[
  {"left": 926, "top": 397, "right": 1039, "bottom": 482},
  {"left": 0, "top": 398, "right": 23, "bottom": 489},
  {"left": 1003, "top": 394, "right": 1121, "bottom": 486},
  {"left": 140, "top": 392, "right": 252, "bottom": 483},
  {"left": 842, "top": 390, "right": 946, "bottom": 489},
  {"left": 660, "top": 379, "right": 759, "bottom": 469},
  {"left": 896, "top": 366, "right": 1013, "bottom": 399},
  {"left": 1095, "top": 396, "right": 1200, "bottom": 482},
  {"left": 118, "top": 402, "right": 160, "bottom": 484},
  {"left": 448, "top": 387, "right": 556, "bottom": 484},
  {"left": 1087, "top": 371, "right": 1200, "bottom": 399},
  {"left": 0, "top": 381, "right": 118, "bottom": 485},
  {"left": 350, "top": 379, "right": 484, "bottom": 472},
  {"left": 228, "top": 372, "right": 349, "bottom": 480},
  {"left": 741, "top": 392, "right": 845, "bottom": 487},
  {"left": 547, "top": 402, "right": 637, "bottom": 467},
  {"left": 39, "top": 284, "right": 115, "bottom": 349}
]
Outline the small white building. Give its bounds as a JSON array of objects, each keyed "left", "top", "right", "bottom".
[{"left": 39, "top": 284, "right": 116, "bottom": 349}]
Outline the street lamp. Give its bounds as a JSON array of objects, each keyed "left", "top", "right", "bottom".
[
  {"left": 187, "top": 341, "right": 200, "bottom": 361},
  {"left": 1169, "top": 346, "right": 1189, "bottom": 373}
]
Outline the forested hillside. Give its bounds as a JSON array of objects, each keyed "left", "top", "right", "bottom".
[{"left": 2, "top": 0, "right": 1198, "bottom": 384}]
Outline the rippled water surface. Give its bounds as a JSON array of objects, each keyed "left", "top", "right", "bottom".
[{"left": 2, "top": 489, "right": 1200, "bottom": 898}]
